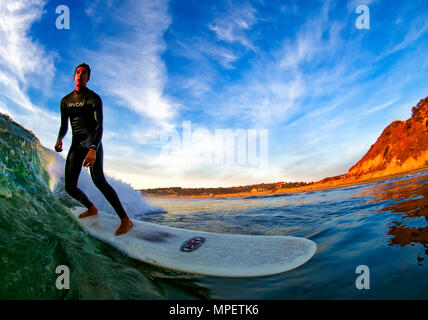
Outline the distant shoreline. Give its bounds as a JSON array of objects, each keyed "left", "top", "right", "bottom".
[{"left": 143, "top": 166, "right": 428, "bottom": 200}]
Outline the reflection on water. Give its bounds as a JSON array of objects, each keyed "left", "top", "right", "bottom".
[{"left": 356, "top": 173, "right": 428, "bottom": 265}]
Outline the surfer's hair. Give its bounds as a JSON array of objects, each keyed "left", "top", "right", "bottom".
[{"left": 74, "top": 63, "right": 91, "bottom": 78}]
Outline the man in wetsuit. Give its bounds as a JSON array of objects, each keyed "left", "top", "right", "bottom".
[{"left": 54, "top": 63, "right": 133, "bottom": 236}]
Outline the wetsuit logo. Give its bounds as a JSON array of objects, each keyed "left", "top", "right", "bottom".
[
  {"left": 180, "top": 237, "right": 206, "bottom": 252},
  {"left": 68, "top": 102, "right": 84, "bottom": 107}
]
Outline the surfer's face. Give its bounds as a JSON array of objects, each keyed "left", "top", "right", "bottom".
[{"left": 74, "top": 66, "right": 89, "bottom": 88}]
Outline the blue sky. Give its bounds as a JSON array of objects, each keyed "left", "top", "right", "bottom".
[{"left": 1, "top": 0, "right": 428, "bottom": 189}]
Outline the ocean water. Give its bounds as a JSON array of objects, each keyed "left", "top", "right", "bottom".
[
  {"left": 146, "top": 171, "right": 428, "bottom": 299},
  {"left": 1, "top": 114, "right": 428, "bottom": 299}
]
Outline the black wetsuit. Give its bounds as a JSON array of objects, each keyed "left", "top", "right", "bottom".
[{"left": 58, "top": 87, "right": 127, "bottom": 219}]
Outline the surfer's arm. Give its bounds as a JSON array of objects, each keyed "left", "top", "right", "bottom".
[
  {"left": 90, "top": 95, "right": 103, "bottom": 151},
  {"left": 58, "top": 99, "right": 69, "bottom": 140},
  {"left": 83, "top": 95, "right": 102, "bottom": 167},
  {"left": 55, "top": 100, "right": 68, "bottom": 152}
]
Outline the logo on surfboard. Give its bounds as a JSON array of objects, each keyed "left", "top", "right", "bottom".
[{"left": 180, "top": 237, "right": 206, "bottom": 252}]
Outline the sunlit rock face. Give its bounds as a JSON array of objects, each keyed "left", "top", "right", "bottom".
[{"left": 348, "top": 97, "right": 428, "bottom": 181}]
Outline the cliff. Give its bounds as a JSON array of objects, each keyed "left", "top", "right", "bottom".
[
  {"left": 312, "top": 97, "right": 428, "bottom": 189},
  {"left": 347, "top": 97, "right": 428, "bottom": 180}
]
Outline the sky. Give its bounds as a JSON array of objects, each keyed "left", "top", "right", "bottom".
[{"left": 1, "top": 0, "right": 428, "bottom": 189}]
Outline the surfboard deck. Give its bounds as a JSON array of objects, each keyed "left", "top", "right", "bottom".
[{"left": 70, "top": 207, "right": 317, "bottom": 277}]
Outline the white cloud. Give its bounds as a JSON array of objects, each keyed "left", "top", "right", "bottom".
[
  {"left": 0, "top": 0, "right": 60, "bottom": 148},
  {"left": 279, "top": 3, "right": 343, "bottom": 71},
  {"left": 103, "top": 120, "right": 274, "bottom": 188},
  {"left": 378, "top": 17, "right": 428, "bottom": 60},
  {"left": 364, "top": 98, "right": 400, "bottom": 115},
  {"left": 197, "top": 43, "right": 240, "bottom": 69},
  {"left": 201, "top": 2, "right": 349, "bottom": 128},
  {"left": 0, "top": 0, "right": 53, "bottom": 81},
  {"left": 86, "top": 0, "right": 176, "bottom": 133},
  {"left": 208, "top": 3, "right": 258, "bottom": 50}
]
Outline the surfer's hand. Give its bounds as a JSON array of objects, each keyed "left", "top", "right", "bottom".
[
  {"left": 54, "top": 138, "right": 63, "bottom": 152},
  {"left": 83, "top": 149, "right": 96, "bottom": 167}
]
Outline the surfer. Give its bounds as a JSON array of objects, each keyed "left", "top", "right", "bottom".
[{"left": 54, "top": 63, "right": 133, "bottom": 236}]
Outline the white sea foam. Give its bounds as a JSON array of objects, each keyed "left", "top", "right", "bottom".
[{"left": 45, "top": 149, "right": 163, "bottom": 219}]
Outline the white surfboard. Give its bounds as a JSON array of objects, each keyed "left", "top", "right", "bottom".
[{"left": 70, "top": 207, "right": 317, "bottom": 277}]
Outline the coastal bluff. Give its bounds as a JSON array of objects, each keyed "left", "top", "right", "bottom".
[
  {"left": 314, "top": 96, "right": 428, "bottom": 188},
  {"left": 348, "top": 97, "right": 428, "bottom": 180}
]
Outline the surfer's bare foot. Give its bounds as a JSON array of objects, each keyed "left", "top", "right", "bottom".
[
  {"left": 115, "top": 216, "right": 133, "bottom": 236},
  {"left": 78, "top": 205, "right": 98, "bottom": 218}
]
